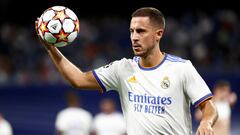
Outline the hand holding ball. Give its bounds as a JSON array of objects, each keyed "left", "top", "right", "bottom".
[{"left": 36, "top": 6, "right": 80, "bottom": 47}]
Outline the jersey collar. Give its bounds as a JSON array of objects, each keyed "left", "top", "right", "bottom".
[{"left": 138, "top": 53, "right": 167, "bottom": 71}]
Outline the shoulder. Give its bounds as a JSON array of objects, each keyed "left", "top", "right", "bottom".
[
  {"left": 165, "top": 54, "right": 187, "bottom": 63},
  {"left": 117, "top": 57, "right": 137, "bottom": 64},
  {"left": 103, "top": 58, "right": 130, "bottom": 67},
  {"left": 107, "top": 57, "right": 137, "bottom": 69},
  {"left": 164, "top": 54, "right": 195, "bottom": 71},
  {"left": 2, "top": 120, "right": 12, "bottom": 128},
  {"left": 164, "top": 54, "right": 188, "bottom": 67},
  {"left": 113, "top": 112, "right": 124, "bottom": 118},
  {"left": 56, "top": 108, "right": 69, "bottom": 116},
  {"left": 165, "top": 54, "right": 194, "bottom": 66},
  {"left": 80, "top": 108, "right": 92, "bottom": 117},
  {"left": 57, "top": 107, "right": 90, "bottom": 116},
  {"left": 93, "top": 113, "right": 105, "bottom": 121}
]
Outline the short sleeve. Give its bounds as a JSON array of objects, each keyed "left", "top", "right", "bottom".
[
  {"left": 0, "top": 121, "right": 13, "bottom": 135},
  {"left": 92, "top": 59, "right": 122, "bottom": 92},
  {"left": 183, "top": 61, "right": 212, "bottom": 108},
  {"left": 55, "top": 113, "right": 67, "bottom": 131}
]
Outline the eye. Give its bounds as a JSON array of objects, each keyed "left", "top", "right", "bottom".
[
  {"left": 129, "top": 29, "right": 133, "bottom": 33},
  {"left": 136, "top": 28, "right": 146, "bottom": 34}
]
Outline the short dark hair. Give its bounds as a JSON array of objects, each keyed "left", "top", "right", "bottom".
[
  {"left": 131, "top": 7, "right": 165, "bottom": 29},
  {"left": 213, "top": 80, "right": 231, "bottom": 90}
]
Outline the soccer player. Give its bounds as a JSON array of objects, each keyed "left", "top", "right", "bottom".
[
  {"left": 91, "top": 98, "right": 126, "bottom": 135},
  {"left": 0, "top": 113, "right": 13, "bottom": 135},
  {"left": 36, "top": 7, "right": 218, "bottom": 135},
  {"left": 55, "top": 91, "right": 92, "bottom": 135},
  {"left": 195, "top": 80, "right": 237, "bottom": 135}
]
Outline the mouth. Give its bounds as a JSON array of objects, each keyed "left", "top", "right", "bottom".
[
  {"left": 132, "top": 43, "right": 141, "bottom": 48},
  {"left": 132, "top": 45, "right": 142, "bottom": 53}
]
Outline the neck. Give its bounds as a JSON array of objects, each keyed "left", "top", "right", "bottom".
[
  {"left": 104, "top": 110, "right": 115, "bottom": 114},
  {"left": 140, "top": 49, "right": 164, "bottom": 68}
]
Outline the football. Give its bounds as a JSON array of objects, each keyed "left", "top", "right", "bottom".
[{"left": 37, "top": 6, "right": 80, "bottom": 47}]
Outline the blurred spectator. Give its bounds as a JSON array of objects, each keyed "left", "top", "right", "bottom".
[
  {"left": 55, "top": 91, "right": 92, "bottom": 135},
  {"left": 91, "top": 98, "right": 126, "bottom": 135},
  {"left": 0, "top": 113, "right": 13, "bottom": 135},
  {"left": 195, "top": 80, "right": 238, "bottom": 135}
]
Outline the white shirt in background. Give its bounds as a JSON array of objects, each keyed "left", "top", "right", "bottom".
[
  {"left": 0, "top": 119, "right": 13, "bottom": 135},
  {"left": 92, "top": 112, "right": 126, "bottom": 135},
  {"left": 55, "top": 107, "right": 92, "bottom": 135}
]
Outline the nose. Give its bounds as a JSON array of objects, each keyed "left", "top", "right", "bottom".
[{"left": 131, "top": 31, "right": 139, "bottom": 42}]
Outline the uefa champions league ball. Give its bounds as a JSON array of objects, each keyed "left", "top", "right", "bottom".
[{"left": 37, "top": 6, "right": 80, "bottom": 47}]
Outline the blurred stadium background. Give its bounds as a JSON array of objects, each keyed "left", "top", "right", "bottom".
[{"left": 0, "top": 0, "right": 239, "bottom": 134}]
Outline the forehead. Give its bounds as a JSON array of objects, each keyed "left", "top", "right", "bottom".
[
  {"left": 130, "top": 17, "right": 152, "bottom": 29},
  {"left": 216, "top": 85, "right": 230, "bottom": 91}
]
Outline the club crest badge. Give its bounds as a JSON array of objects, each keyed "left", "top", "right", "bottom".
[{"left": 161, "top": 76, "right": 170, "bottom": 89}]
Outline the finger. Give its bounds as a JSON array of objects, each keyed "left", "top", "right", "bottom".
[
  {"left": 35, "top": 18, "right": 39, "bottom": 27},
  {"left": 35, "top": 21, "right": 38, "bottom": 30},
  {"left": 210, "top": 130, "right": 214, "bottom": 135},
  {"left": 205, "top": 130, "right": 211, "bottom": 135},
  {"left": 207, "top": 129, "right": 214, "bottom": 135},
  {"left": 35, "top": 18, "right": 44, "bottom": 43},
  {"left": 199, "top": 130, "right": 204, "bottom": 135},
  {"left": 35, "top": 18, "right": 39, "bottom": 33},
  {"left": 34, "top": 21, "right": 44, "bottom": 43},
  {"left": 196, "top": 129, "right": 200, "bottom": 135},
  {"left": 34, "top": 18, "right": 52, "bottom": 48}
]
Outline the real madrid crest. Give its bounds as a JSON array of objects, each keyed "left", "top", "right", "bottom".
[{"left": 161, "top": 76, "right": 170, "bottom": 89}]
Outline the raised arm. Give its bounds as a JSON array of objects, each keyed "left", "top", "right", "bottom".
[
  {"left": 35, "top": 19, "right": 101, "bottom": 91},
  {"left": 228, "top": 92, "right": 237, "bottom": 107},
  {"left": 196, "top": 99, "right": 218, "bottom": 135}
]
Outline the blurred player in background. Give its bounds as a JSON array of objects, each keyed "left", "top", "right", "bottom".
[
  {"left": 55, "top": 91, "right": 92, "bottom": 135},
  {"left": 91, "top": 98, "right": 126, "bottom": 135},
  {"left": 36, "top": 7, "right": 218, "bottom": 135},
  {"left": 195, "top": 80, "right": 237, "bottom": 135},
  {"left": 0, "top": 113, "right": 13, "bottom": 135}
]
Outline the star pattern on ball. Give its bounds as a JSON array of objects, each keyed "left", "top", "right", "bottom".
[
  {"left": 74, "top": 20, "right": 80, "bottom": 32},
  {"left": 38, "top": 6, "right": 79, "bottom": 47},
  {"left": 55, "top": 30, "right": 69, "bottom": 42},
  {"left": 54, "top": 10, "right": 68, "bottom": 22},
  {"left": 39, "top": 22, "right": 49, "bottom": 35}
]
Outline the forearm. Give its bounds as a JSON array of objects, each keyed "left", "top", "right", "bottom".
[
  {"left": 46, "top": 46, "right": 84, "bottom": 87},
  {"left": 45, "top": 46, "right": 100, "bottom": 90},
  {"left": 199, "top": 100, "right": 218, "bottom": 126},
  {"left": 196, "top": 100, "right": 218, "bottom": 134}
]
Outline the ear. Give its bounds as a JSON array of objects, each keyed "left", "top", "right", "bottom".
[{"left": 156, "top": 28, "right": 164, "bottom": 41}]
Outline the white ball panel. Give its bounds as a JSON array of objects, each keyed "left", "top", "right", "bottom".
[
  {"left": 67, "top": 31, "right": 78, "bottom": 43},
  {"left": 63, "top": 19, "right": 75, "bottom": 33},
  {"left": 44, "top": 32, "right": 57, "bottom": 43},
  {"left": 47, "top": 20, "right": 62, "bottom": 34},
  {"left": 65, "top": 8, "right": 77, "bottom": 20},
  {"left": 54, "top": 42, "right": 68, "bottom": 47},
  {"left": 42, "top": 10, "right": 55, "bottom": 22},
  {"left": 52, "top": 6, "right": 66, "bottom": 11}
]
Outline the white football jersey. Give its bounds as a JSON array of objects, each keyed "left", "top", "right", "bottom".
[
  {"left": 0, "top": 119, "right": 13, "bottom": 135},
  {"left": 92, "top": 112, "right": 126, "bottom": 135},
  {"left": 93, "top": 54, "right": 212, "bottom": 135},
  {"left": 55, "top": 107, "right": 92, "bottom": 135}
]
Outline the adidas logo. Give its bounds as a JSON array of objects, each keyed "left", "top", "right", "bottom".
[
  {"left": 128, "top": 76, "right": 137, "bottom": 83},
  {"left": 51, "top": 23, "right": 58, "bottom": 30}
]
